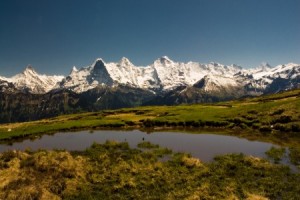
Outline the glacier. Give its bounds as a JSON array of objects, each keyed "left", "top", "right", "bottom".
[{"left": 0, "top": 57, "right": 299, "bottom": 95}]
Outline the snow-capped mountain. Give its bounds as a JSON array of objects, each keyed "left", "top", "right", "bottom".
[
  {"left": 1, "top": 57, "right": 300, "bottom": 123},
  {"left": 0, "top": 66, "right": 64, "bottom": 94},
  {"left": 60, "top": 56, "right": 243, "bottom": 93},
  {"left": 59, "top": 58, "right": 160, "bottom": 93},
  {"left": 0, "top": 79, "right": 18, "bottom": 93},
  {"left": 240, "top": 63, "right": 300, "bottom": 93},
  {"left": 193, "top": 74, "right": 242, "bottom": 93},
  {"left": 0, "top": 57, "right": 299, "bottom": 95}
]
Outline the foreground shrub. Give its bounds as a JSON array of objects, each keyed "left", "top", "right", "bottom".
[{"left": 265, "top": 146, "right": 286, "bottom": 163}]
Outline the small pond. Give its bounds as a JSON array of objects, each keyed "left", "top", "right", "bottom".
[{"left": 0, "top": 130, "right": 277, "bottom": 162}]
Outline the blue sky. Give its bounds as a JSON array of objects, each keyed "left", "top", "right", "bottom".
[{"left": 0, "top": 0, "right": 299, "bottom": 76}]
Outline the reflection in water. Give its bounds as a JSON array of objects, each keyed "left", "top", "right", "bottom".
[{"left": 0, "top": 130, "right": 274, "bottom": 162}]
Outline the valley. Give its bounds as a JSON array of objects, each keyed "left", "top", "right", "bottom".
[
  {"left": 0, "top": 88, "right": 300, "bottom": 199},
  {"left": 1, "top": 88, "right": 299, "bottom": 143}
]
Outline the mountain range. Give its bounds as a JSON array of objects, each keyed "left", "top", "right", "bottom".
[{"left": 0, "top": 57, "right": 300, "bottom": 122}]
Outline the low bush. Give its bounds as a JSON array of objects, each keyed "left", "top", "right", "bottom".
[
  {"left": 270, "top": 109, "right": 285, "bottom": 116},
  {"left": 248, "top": 110, "right": 258, "bottom": 114},
  {"left": 259, "top": 126, "right": 272, "bottom": 132},
  {"left": 272, "top": 115, "right": 292, "bottom": 124},
  {"left": 124, "top": 120, "right": 136, "bottom": 126},
  {"left": 288, "top": 147, "right": 300, "bottom": 166},
  {"left": 0, "top": 151, "right": 17, "bottom": 162},
  {"left": 143, "top": 119, "right": 154, "bottom": 127},
  {"left": 291, "top": 124, "right": 300, "bottom": 132},
  {"left": 138, "top": 141, "right": 159, "bottom": 149},
  {"left": 265, "top": 146, "right": 286, "bottom": 163},
  {"left": 273, "top": 124, "right": 289, "bottom": 132}
]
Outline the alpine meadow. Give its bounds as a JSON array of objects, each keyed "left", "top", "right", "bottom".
[{"left": 1, "top": 0, "right": 300, "bottom": 199}]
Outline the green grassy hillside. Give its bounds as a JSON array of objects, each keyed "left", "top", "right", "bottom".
[{"left": 0, "top": 89, "right": 299, "bottom": 142}]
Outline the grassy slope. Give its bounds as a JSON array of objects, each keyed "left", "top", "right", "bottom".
[
  {"left": 0, "top": 89, "right": 299, "bottom": 142},
  {"left": 1, "top": 90, "right": 300, "bottom": 199}
]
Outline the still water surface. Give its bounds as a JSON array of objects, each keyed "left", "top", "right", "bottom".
[{"left": 0, "top": 130, "right": 274, "bottom": 162}]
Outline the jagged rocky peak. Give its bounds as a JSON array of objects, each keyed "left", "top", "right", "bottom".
[
  {"left": 280, "top": 63, "right": 299, "bottom": 70},
  {"left": 154, "top": 56, "right": 174, "bottom": 65},
  {"left": 72, "top": 66, "right": 78, "bottom": 72},
  {"left": 286, "top": 63, "right": 299, "bottom": 67},
  {"left": 230, "top": 64, "right": 242, "bottom": 70},
  {"left": 25, "top": 64, "right": 34, "bottom": 70},
  {"left": 119, "top": 57, "right": 133, "bottom": 66},
  {"left": 93, "top": 58, "right": 105, "bottom": 65},
  {"left": 69, "top": 66, "right": 78, "bottom": 76},
  {"left": 23, "top": 65, "right": 37, "bottom": 74},
  {"left": 88, "top": 58, "right": 113, "bottom": 85},
  {"left": 92, "top": 58, "right": 106, "bottom": 70},
  {"left": 193, "top": 75, "right": 217, "bottom": 88},
  {"left": 1, "top": 56, "right": 299, "bottom": 97},
  {"left": 259, "top": 62, "right": 272, "bottom": 71},
  {"left": 208, "top": 62, "right": 222, "bottom": 67}
]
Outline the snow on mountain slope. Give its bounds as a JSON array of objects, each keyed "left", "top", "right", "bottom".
[
  {"left": 1, "top": 57, "right": 299, "bottom": 95},
  {"left": 4, "top": 66, "right": 64, "bottom": 94},
  {"left": 151, "top": 57, "right": 242, "bottom": 90},
  {"left": 193, "top": 74, "right": 242, "bottom": 93},
  {"left": 59, "top": 59, "right": 112, "bottom": 93},
  {"left": 61, "top": 56, "right": 243, "bottom": 93},
  {"left": 245, "top": 63, "right": 300, "bottom": 80},
  {"left": 105, "top": 57, "right": 161, "bottom": 89},
  {"left": 268, "top": 63, "right": 300, "bottom": 79},
  {"left": 240, "top": 63, "right": 300, "bottom": 92},
  {"left": 245, "top": 62, "right": 273, "bottom": 79},
  {"left": 0, "top": 79, "right": 18, "bottom": 93}
]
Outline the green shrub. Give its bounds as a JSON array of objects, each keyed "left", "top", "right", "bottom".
[
  {"left": 265, "top": 146, "right": 286, "bottom": 163},
  {"left": 143, "top": 119, "right": 154, "bottom": 127},
  {"left": 291, "top": 124, "right": 300, "bottom": 132},
  {"left": 272, "top": 115, "right": 292, "bottom": 124},
  {"left": 271, "top": 109, "right": 285, "bottom": 116},
  {"left": 274, "top": 124, "right": 288, "bottom": 132},
  {"left": 259, "top": 126, "right": 272, "bottom": 132},
  {"left": 138, "top": 141, "right": 159, "bottom": 149},
  {"left": 1, "top": 151, "right": 17, "bottom": 162},
  {"left": 124, "top": 120, "right": 136, "bottom": 126},
  {"left": 289, "top": 147, "right": 300, "bottom": 166},
  {"left": 248, "top": 110, "right": 258, "bottom": 114}
]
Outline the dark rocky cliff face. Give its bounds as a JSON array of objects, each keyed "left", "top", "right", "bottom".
[
  {"left": 88, "top": 59, "right": 114, "bottom": 86},
  {"left": 0, "top": 85, "right": 155, "bottom": 123},
  {"left": 0, "top": 89, "right": 80, "bottom": 123}
]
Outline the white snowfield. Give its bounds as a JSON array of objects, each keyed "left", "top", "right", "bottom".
[
  {"left": 0, "top": 66, "right": 64, "bottom": 94},
  {"left": 0, "top": 57, "right": 299, "bottom": 94}
]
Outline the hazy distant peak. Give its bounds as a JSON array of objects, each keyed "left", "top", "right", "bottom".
[
  {"left": 259, "top": 62, "right": 272, "bottom": 70},
  {"left": 24, "top": 65, "right": 36, "bottom": 73},
  {"left": 70, "top": 66, "right": 78, "bottom": 75},
  {"left": 72, "top": 66, "right": 78, "bottom": 71},
  {"left": 154, "top": 56, "right": 174, "bottom": 65},
  {"left": 119, "top": 57, "right": 133, "bottom": 66}
]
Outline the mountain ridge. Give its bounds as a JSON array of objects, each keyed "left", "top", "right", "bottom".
[
  {"left": 0, "top": 56, "right": 300, "bottom": 123},
  {"left": 0, "top": 66, "right": 64, "bottom": 94},
  {"left": 2, "top": 56, "right": 299, "bottom": 95}
]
